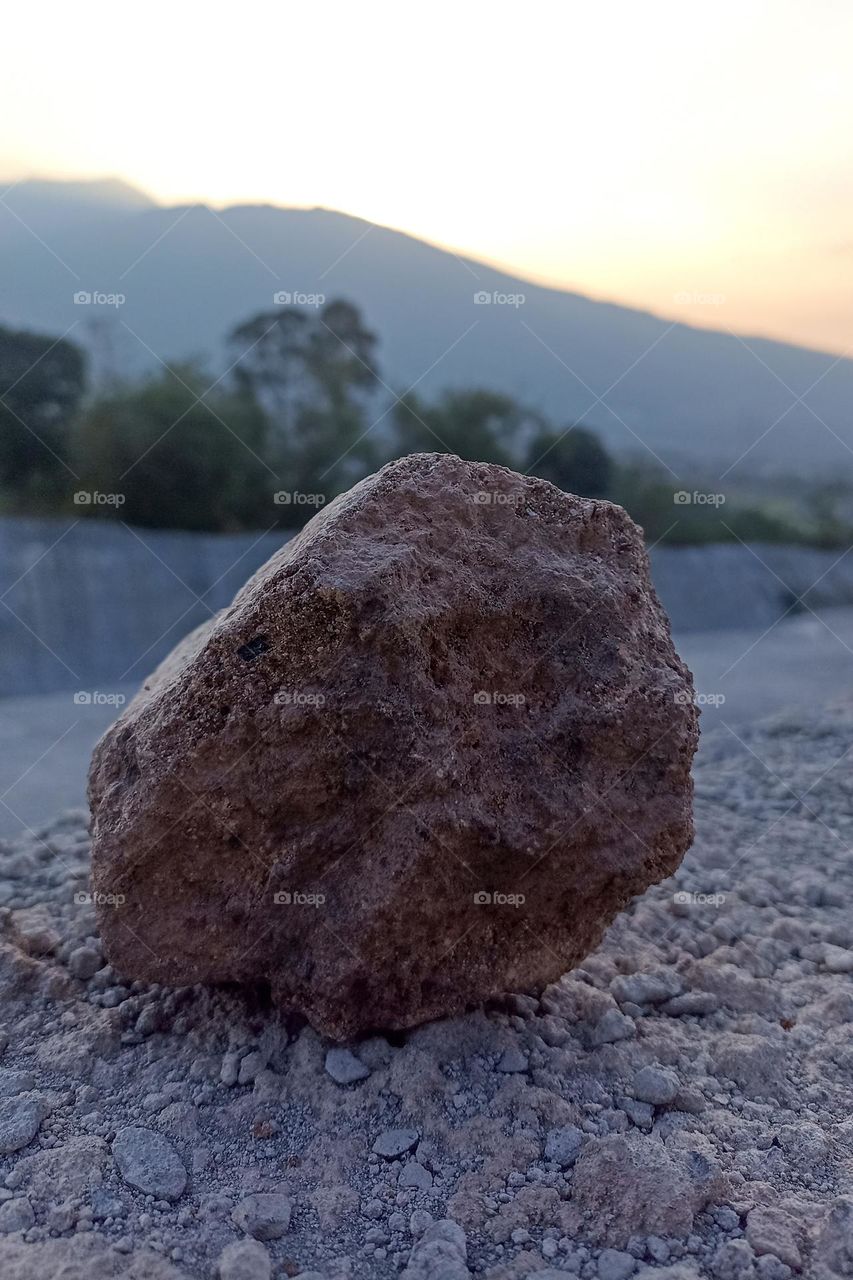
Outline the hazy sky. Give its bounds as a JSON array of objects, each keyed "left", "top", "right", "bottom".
[{"left": 3, "top": 0, "right": 852, "bottom": 353}]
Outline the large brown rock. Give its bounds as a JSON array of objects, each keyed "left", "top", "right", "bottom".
[{"left": 88, "top": 453, "right": 698, "bottom": 1039}]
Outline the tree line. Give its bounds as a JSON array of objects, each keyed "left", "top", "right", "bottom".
[{"left": 0, "top": 302, "right": 846, "bottom": 546}]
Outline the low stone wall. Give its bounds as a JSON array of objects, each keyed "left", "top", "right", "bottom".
[
  {"left": 1, "top": 517, "right": 850, "bottom": 696},
  {"left": 652, "top": 541, "right": 853, "bottom": 632},
  {"left": 0, "top": 518, "right": 286, "bottom": 698}
]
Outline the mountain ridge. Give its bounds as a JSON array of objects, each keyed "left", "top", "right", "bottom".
[{"left": 1, "top": 178, "right": 852, "bottom": 478}]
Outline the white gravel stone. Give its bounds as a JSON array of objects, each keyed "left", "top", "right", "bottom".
[
  {"left": 0, "top": 1070, "right": 36, "bottom": 1099},
  {"left": 403, "top": 1218, "right": 469, "bottom": 1279},
  {"left": 496, "top": 1045, "right": 528, "bottom": 1072},
  {"left": 111, "top": 1126, "right": 187, "bottom": 1200},
  {"left": 660, "top": 992, "right": 720, "bottom": 1016},
  {"left": 0, "top": 1196, "right": 34, "bottom": 1232},
  {"left": 745, "top": 1206, "right": 802, "bottom": 1269},
  {"left": 232, "top": 1192, "right": 292, "bottom": 1241},
  {"left": 237, "top": 1050, "right": 266, "bottom": 1085},
  {"left": 67, "top": 945, "right": 102, "bottom": 980},
  {"left": 590, "top": 1009, "right": 636, "bottom": 1046},
  {"left": 399, "top": 1160, "right": 433, "bottom": 1189},
  {"left": 823, "top": 943, "right": 853, "bottom": 973},
  {"left": 598, "top": 1247, "right": 637, "bottom": 1280},
  {"left": 610, "top": 971, "right": 683, "bottom": 1006},
  {"left": 410, "top": 1209, "right": 434, "bottom": 1237},
  {"left": 373, "top": 1128, "right": 420, "bottom": 1158},
  {"left": 325, "top": 1047, "right": 370, "bottom": 1084},
  {"left": 217, "top": 1238, "right": 273, "bottom": 1280},
  {"left": 544, "top": 1125, "right": 584, "bottom": 1167},
  {"left": 0, "top": 1096, "right": 44, "bottom": 1154},
  {"left": 632, "top": 1066, "right": 680, "bottom": 1106}
]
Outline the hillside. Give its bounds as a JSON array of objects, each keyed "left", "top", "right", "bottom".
[{"left": 2, "top": 178, "right": 852, "bottom": 476}]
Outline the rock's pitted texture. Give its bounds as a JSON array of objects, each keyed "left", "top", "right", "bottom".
[{"left": 88, "top": 453, "right": 697, "bottom": 1038}]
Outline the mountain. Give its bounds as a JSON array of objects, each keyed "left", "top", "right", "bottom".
[
  {"left": 0, "top": 177, "right": 156, "bottom": 232},
  {"left": 1, "top": 177, "right": 852, "bottom": 478}
]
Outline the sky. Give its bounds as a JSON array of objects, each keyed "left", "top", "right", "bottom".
[{"left": 2, "top": 0, "right": 852, "bottom": 354}]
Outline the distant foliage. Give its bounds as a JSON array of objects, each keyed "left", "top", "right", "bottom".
[
  {"left": 229, "top": 300, "right": 381, "bottom": 515},
  {"left": 1, "top": 303, "right": 850, "bottom": 549},
  {"left": 524, "top": 424, "right": 613, "bottom": 498},
  {"left": 73, "top": 367, "right": 269, "bottom": 531},
  {"left": 392, "top": 388, "right": 534, "bottom": 469},
  {"left": 0, "top": 324, "right": 86, "bottom": 500}
]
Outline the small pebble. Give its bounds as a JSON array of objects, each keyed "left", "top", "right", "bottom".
[
  {"left": 217, "top": 1237, "right": 273, "bottom": 1280},
  {"left": 373, "top": 1128, "right": 419, "bottom": 1159},
  {"left": 325, "top": 1047, "right": 370, "bottom": 1085},
  {"left": 232, "top": 1192, "right": 292, "bottom": 1241},
  {"left": 112, "top": 1127, "right": 187, "bottom": 1200}
]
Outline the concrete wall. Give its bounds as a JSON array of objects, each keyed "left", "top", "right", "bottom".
[
  {"left": 0, "top": 518, "right": 287, "bottom": 697},
  {"left": 2, "top": 516, "right": 850, "bottom": 697},
  {"left": 652, "top": 541, "right": 853, "bottom": 632}
]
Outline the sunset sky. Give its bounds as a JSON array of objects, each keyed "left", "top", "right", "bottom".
[{"left": 3, "top": 0, "right": 852, "bottom": 354}]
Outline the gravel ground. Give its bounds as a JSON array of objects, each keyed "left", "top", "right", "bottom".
[{"left": 0, "top": 706, "right": 851, "bottom": 1278}]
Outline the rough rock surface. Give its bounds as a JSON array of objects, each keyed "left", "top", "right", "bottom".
[
  {"left": 0, "top": 705, "right": 851, "bottom": 1275},
  {"left": 88, "top": 452, "right": 697, "bottom": 1038},
  {"left": 111, "top": 1126, "right": 187, "bottom": 1200}
]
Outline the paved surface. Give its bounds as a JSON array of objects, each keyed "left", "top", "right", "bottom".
[
  {"left": 1, "top": 606, "right": 851, "bottom": 839},
  {"left": 0, "top": 685, "right": 136, "bottom": 838},
  {"left": 677, "top": 605, "right": 853, "bottom": 733}
]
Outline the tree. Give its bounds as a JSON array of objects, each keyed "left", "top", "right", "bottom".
[
  {"left": 73, "top": 367, "right": 270, "bottom": 531},
  {"left": 392, "top": 388, "right": 537, "bottom": 468},
  {"left": 228, "top": 299, "right": 381, "bottom": 509},
  {"left": 0, "top": 324, "right": 86, "bottom": 497},
  {"left": 230, "top": 308, "right": 310, "bottom": 425},
  {"left": 524, "top": 424, "right": 613, "bottom": 497}
]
